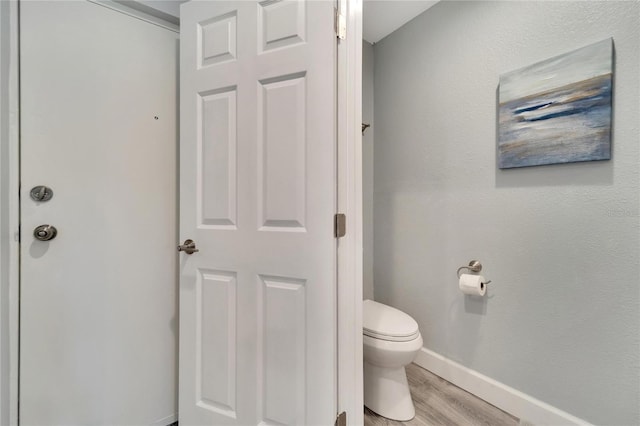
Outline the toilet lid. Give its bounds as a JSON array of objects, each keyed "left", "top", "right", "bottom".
[{"left": 363, "top": 300, "right": 419, "bottom": 342}]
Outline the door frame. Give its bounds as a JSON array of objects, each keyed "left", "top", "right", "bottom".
[
  {"left": 336, "top": 0, "right": 363, "bottom": 425},
  {"left": 0, "top": 1, "right": 364, "bottom": 425},
  {"left": 0, "top": 0, "right": 20, "bottom": 424}
]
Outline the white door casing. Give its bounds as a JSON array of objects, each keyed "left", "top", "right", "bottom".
[
  {"left": 0, "top": 1, "right": 21, "bottom": 424},
  {"left": 179, "top": 1, "right": 337, "bottom": 425},
  {"left": 20, "top": 2, "right": 178, "bottom": 424},
  {"left": 336, "top": 0, "right": 364, "bottom": 424}
]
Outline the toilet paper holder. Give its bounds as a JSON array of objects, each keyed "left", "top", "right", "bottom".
[{"left": 457, "top": 260, "right": 492, "bottom": 284}]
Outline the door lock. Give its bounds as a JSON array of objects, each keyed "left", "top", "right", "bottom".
[
  {"left": 30, "top": 185, "right": 54, "bottom": 202},
  {"left": 177, "top": 239, "right": 199, "bottom": 255},
  {"left": 33, "top": 224, "right": 57, "bottom": 241}
]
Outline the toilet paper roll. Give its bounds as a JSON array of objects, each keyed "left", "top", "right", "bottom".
[{"left": 459, "top": 274, "right": 487, "bottom": 296}]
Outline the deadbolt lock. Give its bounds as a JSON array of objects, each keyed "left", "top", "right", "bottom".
[{"left": 30, "top": 185, "right": 54, "bottom": 202}]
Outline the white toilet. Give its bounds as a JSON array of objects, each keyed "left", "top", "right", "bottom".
[{"left": 363, "top": 299, "right": 423, "bottom": 421}]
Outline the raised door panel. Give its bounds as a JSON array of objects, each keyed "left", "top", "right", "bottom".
[
  {"left": 258, "top": 275, "right": 306, "bottom": 425},
  {"left": 198, "top": 11, "right": 237, "bottom": 67},
  {"left": 198, "top": 87, "right": 237, "bottom": 229},
  {"left": 258, "top": 0, "right": 305, "bottom": 52},
  {"left": 258, "top": 73, "right": 306, "bottom": 231},
  {"left": 196, "top": 269, "right": 237, "bottom": 419}
]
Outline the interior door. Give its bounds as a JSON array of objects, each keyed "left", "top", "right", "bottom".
[
  {"left": 179, "top": 1, "right": 337, "bottom": 424},
  {"left": 20, "top": 2, "right": 178, "bottom": 424}
]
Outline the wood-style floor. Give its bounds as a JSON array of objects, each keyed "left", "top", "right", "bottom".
[{"left": 364, "top": 363, "right": 519, "bottom": 426}]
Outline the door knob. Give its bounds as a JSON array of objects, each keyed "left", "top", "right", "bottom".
[
  {"left": 177, "top": 239, "right": 199, "bottom": 255},
  {"left": 34, "top": 224, "right": 57, "bottom": 241}
]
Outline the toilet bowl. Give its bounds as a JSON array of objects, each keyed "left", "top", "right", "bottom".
[{"left": 363, "top": 299, "right": 422, "bottom": 421}]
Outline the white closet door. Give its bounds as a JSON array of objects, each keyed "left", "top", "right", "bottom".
[
  {"left": 20, "top": 2, "right": 178, "bottom": 424},
  {"left": 179, "top": 1, "right": 338, "bottom": 424}
]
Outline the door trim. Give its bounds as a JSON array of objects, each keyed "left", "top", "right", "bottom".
[
  {"left": 0, "top": 1, "right": 20, "bottom": 424},
  {"left": 336, "top": 0, "right": 363, "bottom": 425},
  {"left": 87, "top": 0, "right": 179, "bottom": 33}
]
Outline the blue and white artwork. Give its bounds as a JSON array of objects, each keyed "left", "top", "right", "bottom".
[{"left": 498, "top": 39, "right": 613, "bottom": 169}]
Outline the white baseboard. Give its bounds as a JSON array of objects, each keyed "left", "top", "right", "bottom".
[
  {"left": 150, "top": 413, "right": 177, "bottom": 426},
  {"left": 413, "top": 347, "right": 591, "bottom": 426}
]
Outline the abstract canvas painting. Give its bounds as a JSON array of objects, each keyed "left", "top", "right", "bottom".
[{"left": 498, "top": 39, "right": 613, "bottom": 169}]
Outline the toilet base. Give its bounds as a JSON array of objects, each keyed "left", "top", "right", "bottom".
[{"left": 364, "top": 361, "right": 415, "bottom": 421}]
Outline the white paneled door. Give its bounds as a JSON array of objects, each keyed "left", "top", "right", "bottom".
[
  {"left": 20, "top": 2, "right": 178, "bottom": 425},
  {"left": 179, "top": 1, "right": 337, "bottom": 425}
]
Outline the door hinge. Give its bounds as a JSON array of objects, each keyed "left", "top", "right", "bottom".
[
  {"left": 334, "top": 213, "right": 346, "bottom": 238},
  {"left": 335, "top": 411, "right": 347, "bottom": 426},
  {"left": 335, "top": 8, "right": 346, "bottom": 40}
]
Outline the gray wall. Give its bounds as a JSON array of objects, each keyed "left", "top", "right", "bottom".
[
  {"left": 372, "top": 1, "right": 639, "bottom": 424},
  {"left": 363, "top": 41, "right": 374, "bottom": 301}
]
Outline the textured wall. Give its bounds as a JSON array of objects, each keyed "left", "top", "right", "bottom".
[
  {"left": 363, "top": 41, "right": 374, "bottom": 301},
  {"left": 372, "top": 1, "right": 639, "bottom": 424}
]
